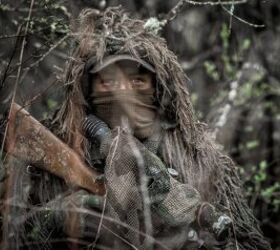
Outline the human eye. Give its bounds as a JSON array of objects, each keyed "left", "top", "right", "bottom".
[
  {"left": 102, "top": 79, "right": 117, "bottom": 86},
  {"left": 131, "top": 77, "right": 145, "bottom": 86}
]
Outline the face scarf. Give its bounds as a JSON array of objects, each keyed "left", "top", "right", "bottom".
[{"left": 90, "top": 89, "right": 158, "bottom": 139}]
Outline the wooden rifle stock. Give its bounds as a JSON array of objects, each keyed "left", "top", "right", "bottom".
[{"left": 4, "top": 103, "right": 105, "bottom": 196}]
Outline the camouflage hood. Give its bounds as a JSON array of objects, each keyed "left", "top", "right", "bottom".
[{"left": 56, "top": 7, "right": 196, "bottom": 153}]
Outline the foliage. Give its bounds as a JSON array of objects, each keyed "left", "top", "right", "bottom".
[
  {"left": 202, "top": 15, "right": 280, "bottom": 247},
  {"left": 242, "top": 161, "right": 280, "bottom": 213}
]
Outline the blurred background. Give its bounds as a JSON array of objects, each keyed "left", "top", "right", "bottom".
[{"left": 0, "top": 0, "right": 279, "bottom": 248}]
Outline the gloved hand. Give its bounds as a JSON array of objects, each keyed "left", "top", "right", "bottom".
[
  {"left": 196, "top": 202, "right": 232, "bottom": 241},
  {"left": 186, "top": 228, "right": 231, "bottom": 250},
  {"left": 26, "top": 190, "right": 104, "bottom": 242},
  {"left": 60, "top": 189, "right": 105, "bottom": 239},
  {"left": 59, "top": 189, "right": 104, "bottom": 211},
  {"left": 142, "top": 149, "right": 171, "bottom": 204}
]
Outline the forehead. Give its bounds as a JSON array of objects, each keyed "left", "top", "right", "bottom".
[{"left": 96, "top": 60, "right": 152, "bottom": 76}]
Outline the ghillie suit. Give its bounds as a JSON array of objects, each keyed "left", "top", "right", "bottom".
[
  {"left": 0, "top": 6, "right": 271, "bottom": 250},
  {"left": 52, "top": 7, "right": 270, "bottom": 250}
]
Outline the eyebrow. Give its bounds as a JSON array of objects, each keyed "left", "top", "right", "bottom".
[
  {"left": 122, "top": 67, "right": 140, "bottom": 75},
  {"left": 127, "top": 73, "right": 143, "bottom": 77},
  {"left": 99, "top": 68, "right": 117, "bottom": 76},
  {"left": 125, "top": 68, "right": 151, "bottom": 76}
]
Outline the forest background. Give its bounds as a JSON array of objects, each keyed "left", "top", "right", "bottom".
[{"left": 0, "top": 0, "right": 279, "bottom": 249}]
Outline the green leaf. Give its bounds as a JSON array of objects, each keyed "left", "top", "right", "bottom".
[
  {"left": 47, "top": 99, "right": 58, "bottom": 109},
  {"left": 246, "top": 140, "right": 259, "bottom": 149},
  {"left": 241, "top": 39, "right": 251, "bottom": 51},
  {"left": 259, "top": 161, "right": 268, "bottom": 170}
]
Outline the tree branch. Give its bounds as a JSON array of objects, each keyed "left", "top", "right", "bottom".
[{"left": 0, "top": 0, "right": 35, "bottom": 155}]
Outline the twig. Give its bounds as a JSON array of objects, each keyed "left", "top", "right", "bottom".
[
  {"left": 101, "top": 224, "right": 139, "bottom": 250},
  {"left": 127, "top": 134, "right": 154, "bottom": 250},
  {"left": 184, "top": 0, "right": 247, "bottom": 5},
  {"left": 3, "top": 197, "right": 169, "bottom": 249},
  {"left": 0, "top": 34, "right": 25, "bottom": 40},
  {"left": 162, "top": 0, "right": 264, "bottom": 31},
  {"left": 89, "top": 191, "right": 107, "bottom": 249},
  {"left": 226, "top": 197, "right": 240, "bottom": 250},
  {"left": 0, "top": 6, "right": 39, "bottom": 12},
  {"left": 19, "top": 33, "right": 70, "bottom": 84},
  {"left": 0, "top": 26, "right": 23, "bottom": 88},
  {"left": 28, "top": 33, "right": 69, "bottom": 69},
  {"left": 165, "top": 0, "right": 247, "bottom": 22},
  {"left": 0, "top": 0, "right": 35, "bottom": 155},
  {"left": 228, "top": 2, "right": 234, "bottom": 34},
  {"left": 220, "top": 1, "right": 265, "bottom": 28},
  {"left": 144, "top": 0, "right": 248, "bottom": 33},
  {"left": 20, "top": 80, "right": 58, "bottom": 110},
  {"left": 164, "top": 0, "right": 188, "bottom": 24},
  {"left": 181, "top": 46, "right": 221, "bottom": 70}
]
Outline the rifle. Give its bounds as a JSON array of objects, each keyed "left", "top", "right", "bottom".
[{"left": 3, "top": 102, "right": 105, "bottom": 196}]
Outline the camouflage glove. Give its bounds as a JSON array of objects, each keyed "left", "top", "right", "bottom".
[
  {"left": 185, "top": 229, "right": 232, "bottom": 250},
  {"left": 196, "top": 202, "right": 232, "bottom": 241},
  {"left": 141, "top": 148, "right": 171, "bottom": 204},
  {"left": 27, "top": 190, "right": 104, "bottom": 242},
  {"left": 58, "top": 190, "right": 104, "bottom": 237},
  {"left": 59, "top": 189, "right": 104, "bottom": 211}
]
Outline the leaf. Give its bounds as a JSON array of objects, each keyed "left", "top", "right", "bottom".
[
  {"left": 246, "top": 140, "right": 259, "bottom": 149},
  {"left": 259, "top": 161, "right": 267, "bottom": 170}
]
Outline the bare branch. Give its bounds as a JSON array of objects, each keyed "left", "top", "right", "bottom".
[
  {"left": 220, "top": 2, "right": 265, "bottom": 28},
  {"left": 0, "top": 34, "right": 25, "bottom": 40},
  {"left": 181, "top": 46, "right": 221, "bottom": 71},
  {"left": 164, "top": 0, "right": 188, "bottom": 24},
  {"left": 144, "top": 0, "right": 248, "bottom": 34},
  {"left": 165, "top": 0, "right": 247, "bottom": 22},
  {"left": 29, "top": 34, "right": 69, "bottom": 69},
  {"left": 0, "top": 0, "right": 35, "bottom": 155},
  {"left": 88, "top": 192, "right": 107, "bottom": 249},
  {"left": 21, "top": 80, "right": 58, "bottom": 110},
  {"left": 0, "top": 26, "right": 23, "bottom": 88},
  {"left": 19, "top": 33, "right": 70, "bottom": 83},
  {"left": 185, "top": 0, "right": 247, "bottom": 5}
]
